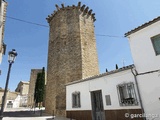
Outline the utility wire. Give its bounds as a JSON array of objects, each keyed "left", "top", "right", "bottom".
[
  {"left": 5, "top": 15, "right": 48, "bottom": 28},
  {"left": 3, "top": 15, "right": 125, "bottom": 38},
  {"left": 95, "top": 34, "right": 125, "bottom": 38}
]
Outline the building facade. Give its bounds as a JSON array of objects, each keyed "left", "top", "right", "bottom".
[
  {"left": 0, "top": 0, "right": 7, "bottom": 74},
  {"left": 125, "top": 16, "right": 160, "bottom": 120},
  {"left": 45, "top": 2, "right": 99, "bottom": 116},
  {"left": 0, "top": 89, "right": 20, "bottom": 108},
  {"left": 66, "top": 65, "right": 143, "bottom": 120},
  {"left": 15, "top": 81, "right": 29, "bottom": 107},
  {"left": 5, "top": 91, "right": 20, "bottom": 108}
]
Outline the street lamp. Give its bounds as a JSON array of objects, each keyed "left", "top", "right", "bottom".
[{"left": 0, "top": 49, "right": 17, "bottom": 120}]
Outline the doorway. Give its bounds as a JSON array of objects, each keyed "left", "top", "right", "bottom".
[{"left": 91, "top": 90, "right": 105, "bottom": 120}]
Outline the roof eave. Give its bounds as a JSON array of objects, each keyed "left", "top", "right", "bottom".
[
  {"left": 66, "top": 64, "right": 134, "bottom": 86},
  {"left": 125, "top": 16, "right": 160, "bottom": 37}
]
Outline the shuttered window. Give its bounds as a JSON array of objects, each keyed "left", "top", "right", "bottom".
[{"left": 151, "top": 34, "right": 160, "bottom": 55}]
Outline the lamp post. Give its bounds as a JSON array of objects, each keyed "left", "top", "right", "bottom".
[{"left": 0, "top": 49, "right": 17, "bottom": 120}]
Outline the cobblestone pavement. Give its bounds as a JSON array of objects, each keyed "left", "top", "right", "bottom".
[{"left": 2, "top": 108, "right": 71, "bottom": 120}]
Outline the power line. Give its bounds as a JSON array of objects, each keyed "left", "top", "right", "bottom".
[
  {"left": 3, "top": 15, "right": 125, "bottom": 38},
  {"left": 5, "top": 15, "right": 48, "bottom": 28},
  {"left": 95, "top": 34, "right": 125, "bottom": 38}
]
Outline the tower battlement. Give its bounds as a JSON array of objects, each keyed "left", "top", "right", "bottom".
[{"left": 46, "top": 2, "right": 96, "bottom": 23}]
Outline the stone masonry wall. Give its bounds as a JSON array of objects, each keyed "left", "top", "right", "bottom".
[
  {"left": 79, "top": 8, "right": 99, "bottom": 78},
  {"left": 45, "top": 2, "right": 99, "bottom": 116},
  {"left": 22, "top": 83, "right": 29, "bottom": 95},
  {"left": 27, "top": 69, "right": 42, "bottom": 107}
]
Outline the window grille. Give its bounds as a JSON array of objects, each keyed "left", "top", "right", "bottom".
[{"left": 117, "top": 82, "right": 138, "bottom": 106}]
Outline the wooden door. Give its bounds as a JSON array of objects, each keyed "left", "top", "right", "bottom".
[{"left": 91, "top": 90, "right": 105, "bottom": 120}]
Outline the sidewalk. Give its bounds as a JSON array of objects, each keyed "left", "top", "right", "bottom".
[
  {"left": 2, "top": 107, "right": 72, "bottom": 120},
  {"left": 3, "top": 116, "right": 71, "bottom": 120}
]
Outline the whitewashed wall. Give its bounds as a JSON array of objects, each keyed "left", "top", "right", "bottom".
[
  {"left": 6, "top": 95, "right": 20, "bottom": 108},
  {"left": 128, "top": 21, "right": 160, "bottom": 73},
  {"left": 137, "top": 72, "right": 160, "bottom": 117},
  {"left": 0, "top": 1, "right": 6, "bottom": 64},
  {"left": 66, "top": 69, "right": 141, "bottom": 111},
  {"left": 127, "top": 20, "right": 160, "bottom": 119}
]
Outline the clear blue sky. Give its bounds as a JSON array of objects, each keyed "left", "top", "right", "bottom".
[{"left": 0, "top": 0, "right": 160, "bottom": 91}]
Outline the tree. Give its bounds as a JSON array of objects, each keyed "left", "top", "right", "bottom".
[
  {"left": 34, "top": 67, "right": 45, "bottom": 108},
  {"left": 34, "top": 73, "right": 41, "bottom": 104},
  {"left": 116, "top": 64, "right": 118, "bottom": 69}
]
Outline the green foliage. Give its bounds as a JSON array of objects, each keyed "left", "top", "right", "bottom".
[
  {"left": 34, "top": 67, "right": 45, "bottom": 104},
  {"left": 116, "top": 64, "right": 118, "bottom": 69}
]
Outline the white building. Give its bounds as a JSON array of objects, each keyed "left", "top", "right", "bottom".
[
  {"left": 66, "top": 65, "right": 143, "bottom": 120},
  {"left": 0, "top": 90, "right": 20, "bottom": 108},
  {"left": 15, "top": 81, "right": 29, "bottom": 107},
  {"left": 66, "top": 16, "right": 160, "bottom": 120},
  {"left": 125, "top": 16, "right": 160, "bottom": 120},
  {"left": 6, "top": 94, "right": 20, "bottom": 108},
  {"left": 0, "top": 0, "right": 7, "bottom": 64}
]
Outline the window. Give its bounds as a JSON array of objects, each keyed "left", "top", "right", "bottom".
[
  {"left": 105, "top": 95, "right": 111, "bottom": 105},
  {"left": 117, "top": 82, "right": 138, "bottom": 106},
  {"left": 151, "top": 34, "right": 160, "bottom": 55},
  {"left": 72, "top": 91, "right": 81, "bottom": 108}
]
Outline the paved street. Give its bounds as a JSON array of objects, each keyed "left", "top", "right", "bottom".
[{"left": 2, "top": 108, "right": 71, "bottom": 120}]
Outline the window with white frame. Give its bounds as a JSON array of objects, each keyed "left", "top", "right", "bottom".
[
  {"left": 72, "top": 91, "right": 81, "bottom": 108},
  {"left": 117, "top": 82, "right": 138, "bottom": 106},
  {"left": 151, "top": 34, "right": 160, "bottom": 55}
]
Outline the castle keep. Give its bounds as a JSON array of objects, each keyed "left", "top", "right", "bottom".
[{"left": 45, "top": 2, "right": 99, "bottom": 116}]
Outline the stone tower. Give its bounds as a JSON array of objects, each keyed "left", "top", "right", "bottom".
[{"left": 45, "top": 2, "right": 99, "bottom": 116}]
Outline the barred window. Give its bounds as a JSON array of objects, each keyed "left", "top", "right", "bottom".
[
  {"left": 72, "top": 91, "right": 81, "bottom": 108},
  {"left": 117, "top": 82, "right": 138, "bottom": 106}
]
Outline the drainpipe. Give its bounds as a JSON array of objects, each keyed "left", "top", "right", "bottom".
[{"left": 131, "top": 68, "right": 146, "bottom": 120}]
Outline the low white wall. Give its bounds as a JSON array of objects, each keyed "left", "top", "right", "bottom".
[
  {"left": 137, "top": 72, "right": 160, "bottom": 117},
  {"left": 66, "top": 69, "right": 141, "bottom": 111},
  {"left": 13, "top": 95, "right": 20, "bottom": 108}
]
